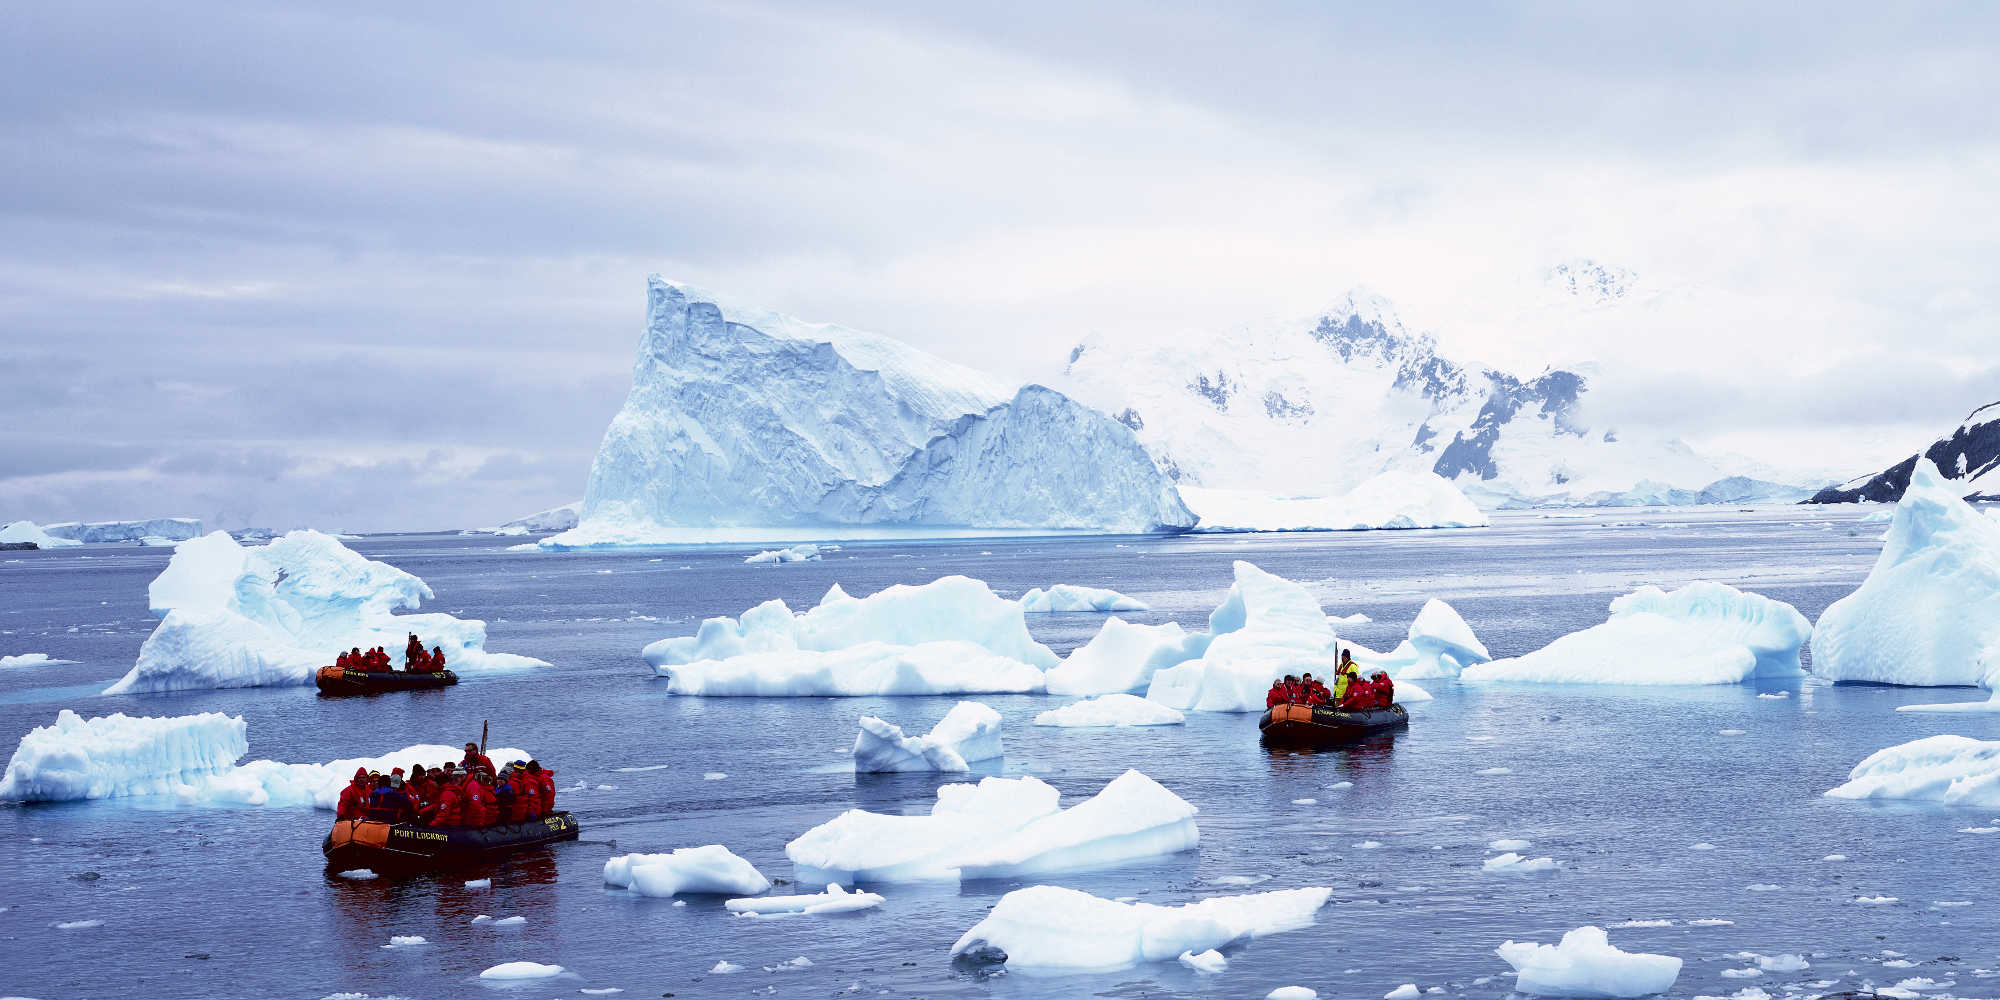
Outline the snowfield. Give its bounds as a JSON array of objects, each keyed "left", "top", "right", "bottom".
[
  {"left": 1460, "top": 582, "right": 1809, "bottom": 685},
  {"left": 1813, "top": 458, "right": 2000, "bottom": 690},
  {"left": 1181, "top": 471, "right": 1488, "bottom": 532},
  {"left": 949, "top": 884, "right": 1331, "bottom": 971},
  {"left": 853, "top": 701, "right": 1003, "bottom": 772},
  {"left": 101, "top": 530, "right": 544, "bottom": 695}
]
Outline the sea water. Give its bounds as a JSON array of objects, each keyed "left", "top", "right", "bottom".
[{"left": 2, "top": 506, "right": 1995, "bottom": 999}]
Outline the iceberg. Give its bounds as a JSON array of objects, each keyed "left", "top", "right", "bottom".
[
  {"left": 1361, "top": 599, "right": 1492, "bottom": 679},
  {"left": 787, "top": 770, "right": 1195, "bottom": 884},
  {"left": 949, "top": 884, "right": 1331, "bottom": 971},
  {"left": 43, "top": 517, "right": 202, "bottom": 544},
  {"left": 479, "top": 962, "right": 565, "bottom": 981},
  {"left": 1825, "top": 734, "right": 2000, "bottom": 807},
  {"left": 1034, "top": 694, "right": 1186, "bottom": 728},
  {"left": 745, "top": 543, "right": 829, "bottom": 564},
  {"left": 102, "top": 530, "right": 545, "bottom": 695},
  {"left": 546, "top": 277, "right": 1191, "bottom": 548},
  {"left": 1043, "top": 618, "right": 1203, "bottom": 696},
  {"left": 1181, "top": 472, "right": 1489, "bottom": 532},
  {"left": 0, "top": 520, "right": 81, "bottom": 548},
  {"left": 1, "top": 653, "right": 74, "bottom": 668},
  {"left": 467, "top": 502, "right": 581, "bottom": 536},
  {"left": 646, "top": 576, "right": 1056, "bottom": 696},
  {"left": 1812, "top": 459, "right": 2000, "bottom": 688},
  {"left": 1020, "top": 585, "right": 1148, "bottom": 613},
  {"left": 1144, "top": 561, "right": 1341, "bottom": 712},
  {"left": 853, "top": 701, "right": 1002, "bottom": 773},
  {"left": 1460, "top": 582, "right": 1809, "bottom": 685},
  {"left": 724, "top": 883, "right": 884, "bottom": 917},
  {"left": 603, "top": 845, "right": 772, "bottom": 897},
  {"left": 1497, "top": 926, "right": 1682, "bottom": 998}
]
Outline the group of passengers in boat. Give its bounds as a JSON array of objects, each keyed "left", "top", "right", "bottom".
[
  {"left": 336, "top": 741, "right": 556, "bottom": 828},
  {"left": 1265, "top": 649, "right": 1395, "bottom": 710},
  {"left": 334, "top": 634, "right": 448, "bottom": 674}
]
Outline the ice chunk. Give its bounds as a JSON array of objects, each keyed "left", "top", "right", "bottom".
[
  {"left": 1043, "top": 618, "right": 1203, "bottom": 696},
  {"left": 1496, "top": 926, "right": 1682, "bottom": 997},
  {"left": 1179, "top": 949, "right": 1228, "bottom": 973},
  {"left": 1370, "top": 599, "right": 1493, "bottom": 679},
  {"left": 384, "top": 935, "right": 425, "bottom": 948},
  {"left": 43, "top": 517, "right": 202, "bottom": 544},
  {"left": 1461, "top": 582, "right": 1810, "bottom": 685},
  {"left": 479, "top": 962, "right": 564, "bottom": 980},
  {"left": 1387, "top": 985, "right": 1422, "bottom": 999},
  {"left": 1, "top": 653, "right": 76, "bottom": 668},
  {"left": 0, "top": 520, "right": 82, "bottom": 548},
  {"left": 337, "top": 869, "right": 376, "bottom": 880},
  {"left": 1853, "top": 895, "right": 1898, "bottom": 905},
  {"left": 1020, "top": 585, "right": 1149, "bottom": 613},
  {"left": 647, "top": 576, "right": 1057, "bottom": 696},
  {"left": 723, "top": 883, "right": 884, "bottom": 916},
  {"left": 1826, "top": 734, "right": 2000, "bottom": 807},
  {"left": 1180, "top": 472, "right": 1488, "bottom": 533},
  {"left": 1034, "top": 694, "right": 1186, "bottom": 728},
  {"left": 949, "top": 884, "right": 1331, "bottom": 971},
  {"left": 1484, "top": 852, "right": 1561, "bottom": 873},
  {"left": 548, "top": 278, "right": 1192, "bottom": 547},
  {"left": 853, "top": 701, "right": 1002, "bottom": 773},
  {"left": 54, "top": 918, "right": 104, "bottom": 929},
  {"left": 1145, "top": 561, "right": 1341, "bottom": 713},
  {"left": 788, "top": 770, "right": 1195, "bottom": 883},
  {"left": 602, "top": 845, "right": 772, "bottom": 897},
  {"left": 1488, "top": 839, "right": 1533, "bottom": 851},
  {"left": 1268, "top": 989, "right": 1319, "bottom": 1000},
  {"left": 710, "top": 961, "right": 744, "bottom": 974},
  {"left": 1813, "top": 460, "right": 2000, "bottom": 689},
  {"left": 1759, "top": 954, "right": 1809, "bottom": 972},
  {"left": 463, "top": 878, "right": 490, "bottom": 889},
  {"left": 102, "top": 530, "right": 544, "bottom": 694},
  {"left": 0, "top": 710, "right": 246, "bottom": 802},
  {"left": 745, "top": 544, "right": 827, "bottom": 564},
  {"left": 491, "top": 915, "right": 526, "bottom": 926}
]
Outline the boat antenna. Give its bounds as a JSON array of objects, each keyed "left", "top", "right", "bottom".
[{"left": 480, "top": 719, "right": 489, "bottom": 755}]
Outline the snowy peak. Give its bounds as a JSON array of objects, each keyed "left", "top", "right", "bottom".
[
  {"left": 1546, "top": 259, "right": 1637, "bottom": 306},
  {"left": 1809, "top": 400, "right": 2000, "bottom": 503}
]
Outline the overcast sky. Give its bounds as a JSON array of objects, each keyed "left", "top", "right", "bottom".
[{"left": 4, "top": 1, "right": 1996, "bottom": 531}]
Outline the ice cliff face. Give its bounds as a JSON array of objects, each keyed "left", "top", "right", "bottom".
[
  {"left": 1059, "top": 290, "right": 1772, "bottom": 506},
  {"left": 1810, "top": 401, "right": 2000, "bottom": 504},
  {"left": 554, "top": 278, "right": 1191, "bottom": 545}
]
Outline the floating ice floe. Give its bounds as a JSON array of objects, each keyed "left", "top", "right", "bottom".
[
  {"left": 479, "top": 961, "right": 564, "bottom": 980},
  {"left": 101, "top": 530, "right": 545, "bottom": 694},
  {"left": 853, "top": 701, "right": 1002, "bottom": 773},
  {"left": 1268, "top": 989, "right": 1319, "bottom": 1000},
  {"left": 745, "top": 544, "right": 829, "bottom": 564},
  {"left": 710, "top": 960, "right": 744, "bottom": 974},
  {"left": 1179, "top": 948, "right": 1228, "bottom": 973},
  {"left": 1, "top": 653, "right": 75, "bottom": 668},
  {"left": 1814, "top": 460, "right": 2000, "bottom": 695},
  {"left": 1145, "top": 561, "right": 1354, "bottom": 712},
  {"left": 1356, "top": 599, "right": 1493, "bottom": 680},
  {"left": 603, "top": 845, "right": 771, "bottom": 897},
  {"left": 1460, "top": 582, "right": 1810, "bottom": 685},
  {"left": 1020, "top": 585, "right": 1148, "bottom": 613},
  {"left": 788, "top": 770, "right": 1195, "bottom": 884},
  {"left": 645, "top": 576, "right": 1055, "bottom": 696},
  {"left": 724, "top": 883, "right": 883, "bottom": 917},
  {"left": 1043, "top": 618, "right": 1203, "bottom": 696},
  {"left": 1825, "top": 734, "right": 2000, "bottom": 807},
  {"left": 383, "top": 935, "right": 425, "bottom": 948},
  {"left": 1484, "top": 852, "right": 1561, "bottom": 873},
  {"left": 1496, "top": 926, "right": 1682, "bottom": 997},
  {"left": 949, "top": 884, "right": 1331, "bottom": 971},
  {"left": 1387, "top": 985, "right": 1423, "bottom": 1000},
  {"left": 1033, "top": 694, "right": 1186, "bottom": 728},
  {"left": 0, "top": 520, "right": 82, "bottom": 548},
  {"left": 1179, "top": 472, "right": 1488, "bottom": 533}
]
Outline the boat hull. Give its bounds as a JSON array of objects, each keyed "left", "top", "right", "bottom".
[
  {"left": 1257, "top": 703, "right": 1408, "bottom": 747},
  {"left": 323, "top": 812, "right": 579, "bottom": 873},
  {"left": 315, "top": 666, "right": 458, "bottom": 696}
]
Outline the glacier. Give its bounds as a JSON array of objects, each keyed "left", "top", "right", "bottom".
[
  {"left": 101, "top": 530, "right": 546, "bottom": 695},
  {"left": 1180, "top": 471, "right": 1488, "bottom": 532},
  {"left": 44, "top": 517, "right": 202, "bottom": 544},
  {"left": 1812, "top": 459, "right": 2000, "bottom": 690},
  {"left": 786, "top": 770, "right": 1196, "bottom": 884},
  {"left": 853, "top": 701, "right": 1003, "bottom": 773},
  {"left": 645, "top": 576, "right": 1056, "bottom": 696},
  {"left": 1496, "top": 926, "right": 1682, "bottom": 998},
  {"left": 949, "top": 884, "right": 1331, "bottom": 972},
  {"left": 545, "top": 277, "right": 1191, "bottom": 548},
  {"left": 1459, "top": 582, "right": 1809, "bottom": 686}
]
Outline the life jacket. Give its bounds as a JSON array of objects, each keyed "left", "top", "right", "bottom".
[{"left": 365, "top": 786, "right": 410, "bottom": 823}]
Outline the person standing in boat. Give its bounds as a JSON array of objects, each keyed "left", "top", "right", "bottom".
[{"left": 462, "top": 742, "right": 494, "bottom": 776}]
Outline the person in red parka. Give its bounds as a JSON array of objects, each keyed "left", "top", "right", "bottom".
[
  {"left": 429, "top": 645, "right": 446, "bottom": 672},
  {"left": 1265, "top": 679, "right": 1288, "bottom": 709},
  {"left": 462, "top": 742, "right": 494, "bottom": 777},
  {"left": 336, "top": 768, "right": 371, "bottom": 821},
  {"left": 460, "top": 770, "right": 495, "bottom": 826},
  {"left": 528, "top": 760, "right": 555, "bottom": 816},
  {"left": 427, "top": 775, "right": 464, "bottom": 827}
]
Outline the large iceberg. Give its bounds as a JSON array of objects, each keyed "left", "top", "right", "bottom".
[
  {"left": 1496, "top": 926, "right": 1682, "bottom": 998},
  {"left": 853, "top": 701, "right": 1002, "bottom": 773},
  {"left": 1459, "top": 582, "right": 1809, "bottom": 685},
  {"left": 603, "top": 845, "right": 771, "bottom": 897},
  {"left": 545, "top": 277, "right": 1191, "bottom": 547},
  {"left": 102, "top": 530, "right": 545, "bottom": 695},
  {"left": 646, "top": 576, "right": 1056, "bottom": 696},
  {"left": 1824, "top": 734, "right": 2000, "bottom": 807},
  {"left": 1359, "top": 598, "right": 1492, "bottom": 679},
  {"left": 1043, "top": 618, "right": 1203, "bottom": 696},
  {"left": 1144, "top": 561, "right": 1343, "bottom": 712},
  {"left": 468, "top": 502, "right": 581, "bottom": 536},
  {"left": 1812, "top": 459, "right": 2000, "bottom": 688},
  {"left": 787, "top": 770, "right": 1196, "bottom": 884},
  {"left": 949, "top": 884, "right": 1331, "bottom": 971},
  {"left": 44, "top": 517, "right": 202, "bottom": 544},
  {"left": 0, "top": 520, "right": 81, "bottom": 548},
  {"left": 0, "top": 710, "right": 528, "bottom": 807},
  {"left": 1181, "top": 472, "right": 1489, "bottom": 532}
]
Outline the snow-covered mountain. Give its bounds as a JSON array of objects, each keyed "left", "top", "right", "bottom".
[
  {"left": 1057, "top": 289, "right": 1800, "bottom": 506},
  {"left": 1809, "top": 401, "right": 2000, "bottom": 504},
  {"left": 548, "top": 278, "right": 1192, "bottom": 546}
]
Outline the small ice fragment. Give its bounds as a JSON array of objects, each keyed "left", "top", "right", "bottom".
[
  {"left": 383, "top": 935, "right": 426, "bottom": 948},
  {"left": 464, "top": 878, "right": 491, "bottom": 889},
  {"left": 672, "top": 900, "right": 686, "bottom": 907},
  {"left": 53, "top": 919, "right": 103, "bottom": 929},
  {"left": 1610, "top": 920, "right": 1673, "bottom": 929},
  {"left": 1722, "top": 968, "right": 1764, "bottom": 978},
  {"left": 579, "top": 990, "right": 624, "bottom": 996},
  {"left": 1354, "top": 840, "right": 1384, "bottom": 849},
  {"left": 1212, "top": 874, "right": 1271, "bottom": 886},
  {"left": 1328, "top": 781, "right": 1354, "bottom": 790},
  {"left": 704, "top": 772, "right": 727, "bottom": 780},
  {"left": 1957, "top": 826, "right": 2000, "bottom": 834},
  {"left": 1180, "top": 949, "right": 1228, "bottom": 973},
  {"left": 1691, "top": 843, "right": 1717, "bottom": 850},
  {"left": 1719, "top": 729, "right": 1748, "bottom": 736},
  {"left": 612, "top": 764, "right": 672, "bottom": 772},
  {"left": 1494, "top": 925, "right": 1682, "bottom": 997},
  {"left": 492, "top": 915, "right": 527, "bottom": 926},
  {"left": 764, "top": 956, "right": 813, "bottom": 972},
  {"left": 711, "top": 961, "right": 744, "bottom": 974},
  {"left": 595, "top": 784, "right": 616, "bottom": 790},
  {"left": 479, "top": 961, "right": 564, "bottom": 980},
  {"left": 1932, "top": 901, "right": 1972, "bottom": 908},
  {"left": 1476, "top": 767, "right": 1513, "bottom": 775},
  {"left": 1883, "top": 959, "right": 1918, "bottom": 968},
  {"left": 1293, "top": 798, "right": 1318, "bottom": 805},
  {"left": 1821, "top": 855, "right": 1846, "bottom": 862},
  {"left": 1488, "top": 839, "right": 1533, "bottom": 851},
  {"left": 1484, "top": 852, "right": 1561, "bottom": 873},
  {"left": 1853, "top": 895, "right": 1897, "bottom": 905},
  {"left": 1746, "top": 883, "right": 1782, "bottom": 892},
  {"left": 336, "top": 869, "right": 376, "bottom": 880},
  {"left": 1757, "top": 692, "right": 1790, "bottom": 699},
  {"left": 471, "top": 914, "right": 493, "bottom": 924},
  {"left": 1386, "top": 984, "right": 1421, "bottom": 999},
  {"left": 1759, "top": 955, "right": 1809, "bottom": 972},
  {"left": 1268, "top": 989, "right": 1318, "bottom": 1000}
]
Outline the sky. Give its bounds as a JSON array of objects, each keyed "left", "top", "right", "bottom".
[{"left": 3, "top": 1, "right": 1996, "bottom": 531}]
